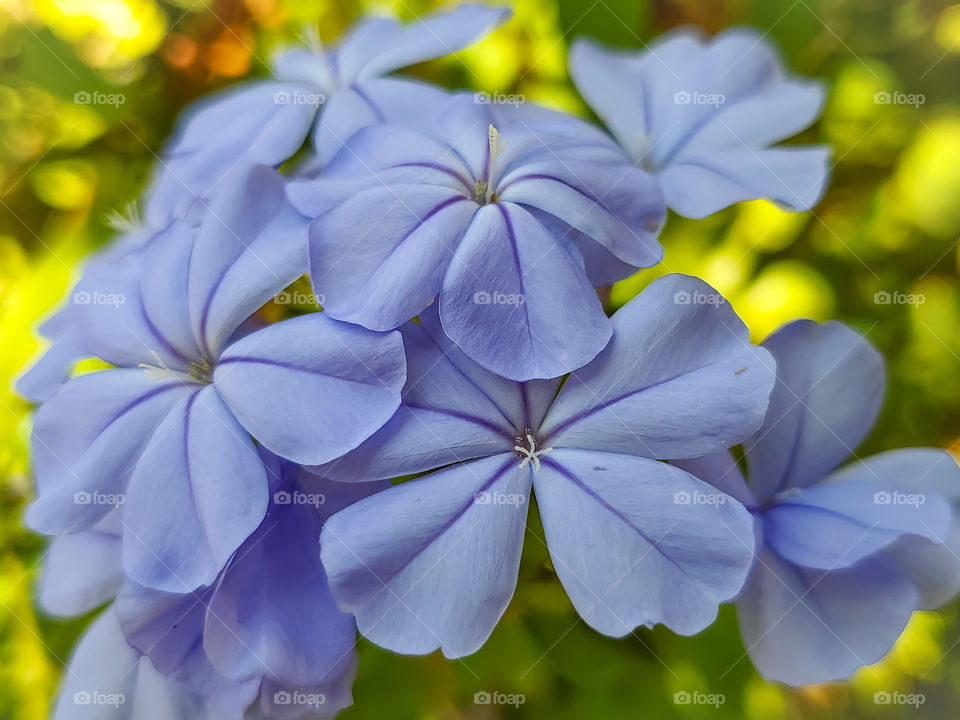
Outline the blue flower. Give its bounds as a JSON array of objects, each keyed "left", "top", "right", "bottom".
[
  {"left": 569, "top": 27, "right": 831, "bottom": 218},
  {"left": 310, "top": 274, "right": 775, "bottom": 658},
  {"left": 677, "top": 320, "right": 960, "bottom": 685},
  {"left": 44, "top": 454, "right": 374, "bottom": 719},
  {"left": 146, "top": 4, "right": 509, "bottom": 225},
  {"left": 290, "top": 94, "right": 666, "bottom": 381},
  {"left": 27, "top": 165, "right": 406, "bottom": 593}
]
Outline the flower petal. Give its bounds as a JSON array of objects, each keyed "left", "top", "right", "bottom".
[
  {"left": 52, "top": 607, "right": 209, "bottom": 720},
  {"left": 309, "top": 183, "right": 476, "bottom": 330},
  {"left": 189, "top": 165, "right": 309, "bottom": 357},
  {"left": 321, "top": 454, "right": 530, "bottom": 658},
  {"left": 672, "top": 450, "right": 756, "bottom": 508},
  {"left": 764, "top": 480, "right": 950, "bottom": 570},
  {"left": 535, "top": 449, "right": 754, "bottom": 636},
  {"left": 737, "top": 549, "right": 917, "bottom": 685},
  {"left": 214, "top": 312, "right": 405, "bottom": 465},
  {"left": 336, "top": 5, "right": 511, "bottom": 83},
  {"left": 311, "top": 77, "right": 455, "bottom": 167},
  {"left": 440, "top": 202, "right": 612, "bottom": 381},
  {"left": 39, "top": 513, "right": 123, "bottom": 617},
  {"left": 123, "top": 386, "right": 269, "bottom": 592},
  {"left": 116, "top": 582, "right": 216, "bottom": 685},
  {"left": 569, "top": 30, "right": 830, "bottom": 218},
  {"left": 27, "top": 369, "right": 192, "bottom": 534},
  {"left": 204, "top": 483, "right": 355, "bottom": 686},
  {"left": 657, "top": 146, "right": 831, "bottom": 218},
  {"left": 499, "top": 159, "right": 664, "bottom": 268},
  {"left": 312, "top": 312, "right": 519, "bottom": 481},
  {"left": 745, "top": 319, "right": 886, "bottom": 502},
  {"left": 540, "top": 274, "right": 775, "bottom": 459},
  {"left": 147, "top": 81, "right": 318, "bottom": 224}
]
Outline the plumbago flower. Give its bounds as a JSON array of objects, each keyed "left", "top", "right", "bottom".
[
  {"left": 309, "top": 274, "right": 776, "bottom": 657},
  {"left": 42, "top": 454, "right": 380, "bottom": 719},
  {"left": 15, "top": 204, "right": 205, "bottom": 404},
  {"left": 677, "top": 320, "right": 960, "bottom": 685},
  {"left": 27, "top": 165, "right": 406, "bottom": 594},
  {"left": 569, "top": 27, "right": 831, "bottom": 219},
  {"left": 147, "top": 4, "right": 509, "bottom": 225},
  {"left": 289, "top": 94, "right": 667, "bottom": 381}
]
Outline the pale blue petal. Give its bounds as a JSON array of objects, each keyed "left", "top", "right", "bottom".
[
  {"left": 204, "top": 487, "right": 355, "bottom": 686},
  {"left": 189, "top": 165, "right": 309, "bottom": 357},
  {"left": 535, "top": 449, "right": 754, "bottom": 636},
  {"left": 440, "top": 202, "right": 612, "bottom": 381},
  {"left": 336, "top": 5, "right": 510, "bottom": 83},
  {"left": 309, "top": 183, "right": 476, "bottom": 330},
  {"left": 214, "top": 313, "right": 405, "bottom": 465},
  {"left": 498, "top": 159, "right": 664, "bottom": 268},
  {"left": 540, "top": 274, "right": 775, "bottom": 459},
  {"left": 737, "top": 549, "right": 917, "bottom": 685},
  {"left": 764, "top": 480, "right": 950, "bottom": 570},
  {"left": 745, "top": 319, "right": 885, "bottom": 502},
  {"left": 123, "top": 386, "right": 269, "bottom": 592},
  {"left": 28, "top": 369, "right": 193, "bottom": 534},
  {"left": 40, "top": 513, "right": 123, "bottom": 617},
  {"left": 672, "top": 450, "right": 756, "bottom": 508},
  {"left": 321, "top": 454, "right": 530, "bottom": 658},
  {"left": 311, "top": 314, "right": 518, "bottom": 481}
]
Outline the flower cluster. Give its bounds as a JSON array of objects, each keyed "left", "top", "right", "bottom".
[{"left": 20, "top": 5, "right": 959, "bottom": 718}]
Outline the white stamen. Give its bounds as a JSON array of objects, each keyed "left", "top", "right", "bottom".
[
  {"left": 300, "top": 25, "right": 325, "bottom": 55},
  {"left": 475, "top": 124, "right": 507, "bottom": 204},
  {"left": 514, "top": 433, "right": 550, "bottom": 471},
  {"left": 138, "top": 351, "right": 181, "bottom": 382},
  {"left": 105, "top": 201, "right": 142, "bottom": 233}
]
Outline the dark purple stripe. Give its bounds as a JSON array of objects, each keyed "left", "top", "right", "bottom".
[
  {"left": 541, "top": 456, "right": 695, "bottom": 578},
  {"left": 416, "top": 326, "right": 517, "bottom": 431},
  {"left": 101, "top": 381, "right": 186, "bottom": 437},
  {"left": 197, "top": 264, "right": 231, "bottom": 359},
  {"left": 365, "top": 456, "right": 517, "bottom": 590},
  {"left": 389, "top": 162, "right": 472, "bottom": 192},
  {"left": 495, "top": 204, "right": 533, "bottom": 349},
  {"left": 137, "top": 292, "right": 194, "bottom": 366},
  {"left": 498, "top": 173, "right": 612, "bottom": 216},
  {"left": 541, "top": 362, "right": 723, "bottom": 442},
  {"left": 405, "top": 402, "right": 515, "bottom": 441}
]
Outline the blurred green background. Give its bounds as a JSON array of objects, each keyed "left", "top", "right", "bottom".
[{"left": 2, "top": 0, "right": 960, "bottom": 718}]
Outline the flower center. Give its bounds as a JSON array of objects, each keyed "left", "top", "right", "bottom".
[
  {"left": 474, "top": 124, "right": 505, "bottom": 205},
  {"left": 139, "top": 351, "right": 213, "bottom": 385},
  {"left": 514, "top": 431, "right": 550, "bottom": 471}
]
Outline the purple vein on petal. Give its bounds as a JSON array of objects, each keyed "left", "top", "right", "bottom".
[{"left": 539, "top": 456, "right": 701, "bottom": 583}]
